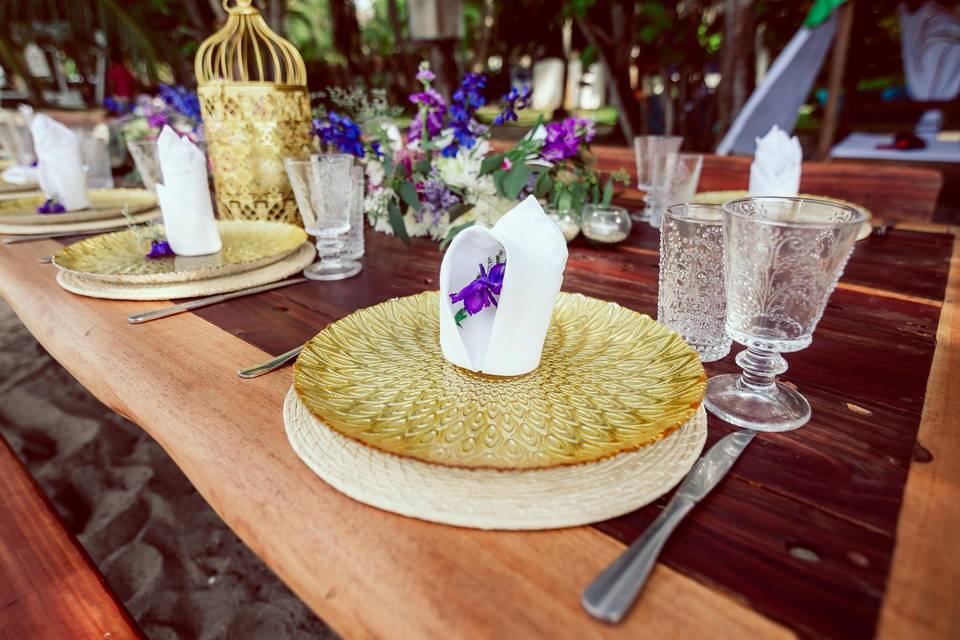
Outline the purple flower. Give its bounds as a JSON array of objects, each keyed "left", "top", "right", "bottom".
[
  {"left": 146, "top": 239, "right": 174, "bottom": 259},
  {"left": 147, "top": 112, "right": 169, "bottom": 129},
  {"left": 493, "top": 86, "right": 532, "bottom": 126},
  {"left": 36, "top": 198, "right": 66, "bottom": 214},
  {"left": 541, "top": 117, "right": 595, "bottom": 162},
  {"left": 408, "top": 88, "right": 446, "bottom": 142},
  {"left": 449, "top": 262, "right": 506, "bottom": 321},
  {"left": 416, "top": 67, "right": 436, "bottom": 84},
  {"left": 420, "top": 174, "right": 461, "bottom": 225},
  {"left": 159, "top": 85, "right": 202, "bottom": 123}
]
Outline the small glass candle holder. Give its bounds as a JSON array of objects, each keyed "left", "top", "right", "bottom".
[
  {"left": 581, "top": 204, "right": 631, "bottom": 245},
  {"left": 546, "top": 207, "right": 580, "bottom": 242}
]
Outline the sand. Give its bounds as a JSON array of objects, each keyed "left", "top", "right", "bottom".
[{"left": 0, "top": 299, "right": 336, "bottom": 639}]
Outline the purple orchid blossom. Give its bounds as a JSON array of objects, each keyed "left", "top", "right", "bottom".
[
  {"left": 146, "top": 239, "right": 174, "bottom": 259},
  {"left": 450, "top": 262, "right": 506, "bottom": 327},
  {"left": 540, "top": 117, "right": 596, "bottom": 162}
]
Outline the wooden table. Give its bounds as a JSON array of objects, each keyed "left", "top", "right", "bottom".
[{"left": 0, "top": 207, "right": 957, "bottom": 638}]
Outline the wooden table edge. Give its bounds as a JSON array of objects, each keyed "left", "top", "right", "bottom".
[{"left": 878, "top": 232, "right": 960, "bottom": 639}]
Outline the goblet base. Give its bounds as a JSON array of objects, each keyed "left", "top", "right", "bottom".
[
  {"left": 704, "top": 373, "right": 810, "bottom": 432},
  {"left": 303, "top": 260, "right": 362, "bottom": 281}
]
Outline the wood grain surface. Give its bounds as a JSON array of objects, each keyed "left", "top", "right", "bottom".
[
  {"left": 0, "top": 163, "right": 956, "bottom": 637},
  {"left": 0, "top": 434, "right": 142, "bottom": 638}
]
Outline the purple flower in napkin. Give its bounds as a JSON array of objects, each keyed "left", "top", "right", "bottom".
[
  {"left": 36, "top": 198, "right": 66, "bottom": 214},
  {"left": 450, "top": 262, "right": 506, "bottom": 327},
  {"left": 146, "top": 239, "right": 174, "bottom": 259}
]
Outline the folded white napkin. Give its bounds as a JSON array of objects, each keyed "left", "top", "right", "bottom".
[
  {"left": 30, "top": 114, "right": 90, "bottom": 211},
  {"left": 155, "top": 126, "right": 221, "bottom": 256},
  {"left": 1, "top": 165, "right": 38, "bottom": 185},
  {"left": 748, "top": 125, "right": 802, "bottom": 197},
  {"left": 439, "top": 195, "right": 568, "bottom": 376}
]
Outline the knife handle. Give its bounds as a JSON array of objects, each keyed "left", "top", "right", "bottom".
[{"left": 581, "top": 495, "right": 695, "bottom": 623}]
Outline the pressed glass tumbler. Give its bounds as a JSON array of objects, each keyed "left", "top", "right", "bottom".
[{"left": 657, "top": 203, "right": 730, "bottom": 362}]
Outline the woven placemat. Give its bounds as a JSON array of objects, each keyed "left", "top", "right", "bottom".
[
  {"left": 0, "top": 208, "right": 161, "bottom": 235},
  {"left": 284, "top": 386, "right": 707, "bottom": 530},
  {"left": 57, "top": 242, "right": 315, "bottom": 300}
]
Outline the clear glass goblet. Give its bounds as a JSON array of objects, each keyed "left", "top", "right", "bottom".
[
  {"left": 127, "top": 138, "right": 163, "bottom": 191},
  {"left": 632, "top": 135, "right": 682, "bottom": 221},
  {"left": 284, "top": 154, "right": 361, "bottom": 281},
  {"left": 650, "top": 152, "right": 703, "bottom": 229},
  {"left": 704, "top": 197, "right": 867, "bottom": 431},
  {"left": 658, "top": 203, "right": 730, "bottom": 362}
]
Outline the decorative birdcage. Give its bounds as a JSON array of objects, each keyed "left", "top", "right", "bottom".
[{"left": 194, "top": 0, "right": 314, "bottom": 225}]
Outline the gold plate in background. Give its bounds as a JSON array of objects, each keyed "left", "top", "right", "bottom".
[
  {"left": 294, "top": 292, "right": 706, "bottom": 470},
  {"left": 53, "top": 220, "right": 307, "bottom": 284},
  {"left": 0, "top": 188, "right": 158, "bottom": 225},
  {"left": 694, "top": 190, "right": 873, "bottom": 241}
]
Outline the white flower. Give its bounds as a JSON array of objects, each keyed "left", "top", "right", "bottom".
[{"left": 365, "top": 160, "right": 385, "bottom": 189}]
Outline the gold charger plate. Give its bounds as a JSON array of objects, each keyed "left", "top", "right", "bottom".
[
  {"left": 53, "top": 220, "right": 308, "bottom": 285},
  {"left": 694, "top": 190, "right": 873, "bottom": 241},
  {"left": 294, "top": 291, "right": 706, "bottom": 471},
  {"left": 0, "top": 188, "right": 158, "bottom": 225}
]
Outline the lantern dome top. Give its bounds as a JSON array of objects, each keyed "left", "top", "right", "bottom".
[{"left": 195, "top": 0, "right": 307, "bottom": 86}]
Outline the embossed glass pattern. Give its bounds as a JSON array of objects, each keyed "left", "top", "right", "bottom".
[
  {"left": 126, "top": 139, "right": 163, "bottom": 192},
  {"left": 704, "top": 197, "right": 867, "bottom": 432},
  {"left": 293, "top": 291, "right": 706, "bottom": 470},
  {"left": 657, "top": 203, "right": 730, "bottom": 362},
  {"left": 649, "top": 153, "right": 703, "bottom": 228},
  {"left": 342, "top": 164, "right": 366, "bottom": 260}
]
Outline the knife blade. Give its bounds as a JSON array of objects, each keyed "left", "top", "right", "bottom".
[{"left": 582, "top": 429, "right": 755, "bottom": 623}]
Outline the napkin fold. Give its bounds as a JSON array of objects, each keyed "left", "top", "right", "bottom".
[
  {"left": 439, "top": 195, "right": 568, "bottom": 376},
  {"left": 1, "top": 165, "right": 38, "bottom": 186},
  {"left": 748, "top": 125, "right": 802, "bottom": 197},
  {"left": 30, "top": 114, "right": 90, "bottom": 210},
  {"left": 155, "top": 126, "right": 221, "bottom": 256}
]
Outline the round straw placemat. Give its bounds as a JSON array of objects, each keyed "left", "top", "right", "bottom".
[
  {"left": 0, "top": 208, "right": 161, "bottom": 235},
  {"left": 56, "top": 242, "right": 315, "bottom": 300},
  {"left": 284, "top": 386, "right": 707, "bottom": 530}
]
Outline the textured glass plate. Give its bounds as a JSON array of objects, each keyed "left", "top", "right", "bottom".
[
  {"left": 695, "top": 190, "right": 872, "bottom": 241},
  {"left": 294, "top": 291, "right": 706, "bottom": 470},
  {"left": 0, "top": 188, "right": 157, "bottom": 225},
  {"left": 53, "top": 220, "right": 307, "bottom": 284}
]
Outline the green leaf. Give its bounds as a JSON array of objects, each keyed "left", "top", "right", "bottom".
[
  {"left": 446, "top": 202, "right": 473, "bottom": 223},
  {"left": 454, "top": 307, "right": 469, "bottom": 328},
  {"left": 493, "top": 169, "right": 506, "bottom": 195},
  {"left": 533, "top": 171, "right": 553, "bottom": 198},
  {"left": 383, "top": 155, "right": 394, "bottom": 178},
  {"left": 591, "top": 183, "right": 600, "bottom": 203},
  {"left": 502, "top": 163, "right": 532, "bottom": 200},
  {"left": 439, "top": 220, "right": 475, "bottom": 252},
  {"left": 480, "top": 153, "right": 505, "bottom": 176},
  {"left": 601, "top": 179, "right": 614, "bottom": 207},
  {"left": 414, "top": 160, "right": 431, "bottom": 175},
  {"left": 398, "top": 180, "right": 422, "bottom": 213},
  {"left": 387, "top": 200, "right": 411, "bottom": 245}
]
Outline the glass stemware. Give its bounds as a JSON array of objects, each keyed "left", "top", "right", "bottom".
[
  {"left": 342, "top": 164, "right": 366, "bottom": 260},
  {"left": 127, "top": 139, "right": 163, "bottom": 191},
  {"left": 285, "top": 154, "right": 361, "bottom": 281},
  {"left": 704, "top": 197, "right": 867, "bottom": 431},
  {"left": 632, "top": 135, "right": 682, "bottom": 222},
  {"left": 658, "top": 203, "right": 730, "bottom": 362},
  {"left": 581, "top": 204, "right": 631, "bottom": 245},
  {"left": 650, "top": 152, "right": 703, "bottom": 229}
]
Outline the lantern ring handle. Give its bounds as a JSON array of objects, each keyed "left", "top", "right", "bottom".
[{"left": 223, "top": 0, "right": 258, "bottom": 14}]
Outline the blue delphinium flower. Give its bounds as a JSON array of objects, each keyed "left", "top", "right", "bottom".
[
  {"left": 159, "top": 84, "right": 202, "bottom": 123},
  {"left": 314, "top": 111, "right": 365, "bottom": 157},
  {"left": 493, "top": 86, "right": 532, "bottom": 126},
  {"left": 146, "top": 239, "right": 175, "bottom": 259},
  {"left": 443, "top": 73, "right": 487, "bottom": 157}
]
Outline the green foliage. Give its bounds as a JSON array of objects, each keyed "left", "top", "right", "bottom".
[{"left": 387, "top": 199, "right": 411, "bottom": 245}]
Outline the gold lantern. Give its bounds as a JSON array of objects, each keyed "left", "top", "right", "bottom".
[{"left": 195, "top": 0, "right": 314, "bottom": 225}]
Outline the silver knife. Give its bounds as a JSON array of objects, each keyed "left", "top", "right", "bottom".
[
  {"left": 127, "top": 277, "right": 309, "bottom": 324},
  {"left": 582, "top": 429, "right": 756, "bottom": 623}
]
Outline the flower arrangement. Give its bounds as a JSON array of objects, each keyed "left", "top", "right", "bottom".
[
  {"left": 107, "top": 85, "right": 203, "bottom": 143},
  {"left": 311, "top": 62, "right": 628, "bottom": 246}
]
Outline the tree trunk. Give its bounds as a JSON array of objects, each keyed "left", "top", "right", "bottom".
[
  {"left": 717, "top": 0, "right": 755, "bottom": 135},
  {"left": 329, "top": 0, "right": 364, "bottom": 83},
  {"left": 265, "top": 0, "right": 287, "bottom": 38}
]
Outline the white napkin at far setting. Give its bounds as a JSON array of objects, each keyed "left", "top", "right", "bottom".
[
  {"left": 30, "top": 114, "right": 90, "bottom": 211},
  {"left": 748, "top": 125, "right": 802, "bottom": 197},
  {"left": 156, "top": 126, "right": 221, "bottom": 256},
  {"left": 1, "top": 164, "right": 38, "bottom": 186},
  {"left": 439, "top": 195, "right": 568, "bottom": 377}
]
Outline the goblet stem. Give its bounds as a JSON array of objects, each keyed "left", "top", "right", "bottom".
[{"left": 735, "top": 347, "right": 788, "bottom": 393}]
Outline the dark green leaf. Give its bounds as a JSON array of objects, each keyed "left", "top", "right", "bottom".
[
  {"left": 533, "top": 171, "right": 553, "bottom": 198},
  {"left": 398, "top": 180, "right": 422, "bottom": 213},
  {"left": 502, "top": 163, "right": 532, "bottom": 200},
  {"left": 414, "top": 160, "right": 431, "bottom": 175},
  {"left": 480, "top": 153, "right": 505, "bottom": 176},
  {"left": 446, "top": 202, "right": 473, "bottom": 223},
  {"left": 439, "top": 220, "right": 475, "bottom": 252},
  {"left": 387, "top": 200, "right": 411, "bottom": 245},
  {"left": 454, "top": 307, "right": 469, "bottom": 328}
]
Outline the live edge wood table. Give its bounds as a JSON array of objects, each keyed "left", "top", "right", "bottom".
[{"left": 0, "top": 215, "right": 957, "bottom": 639}]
